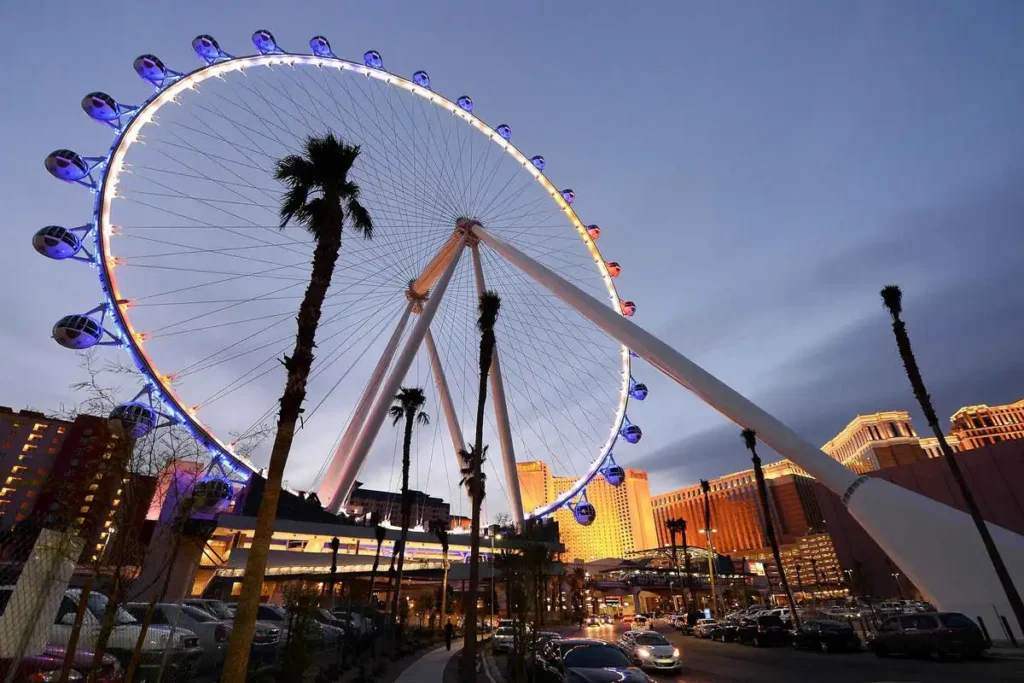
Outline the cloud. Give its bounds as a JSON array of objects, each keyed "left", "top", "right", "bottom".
[{"left": 633, "top": 168, "right": 1024, "bottom": 493}]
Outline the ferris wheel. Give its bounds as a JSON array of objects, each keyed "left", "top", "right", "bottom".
[{"left": 36, "top": 30, "right": 651, "bottom": 526}]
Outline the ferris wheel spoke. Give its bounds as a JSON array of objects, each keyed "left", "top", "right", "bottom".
[{"left": 197, "top": 289, "right": 403, "bottom": 409}]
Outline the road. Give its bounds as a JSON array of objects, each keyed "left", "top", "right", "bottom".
[{"left": 546, "top": 622, "right": 1024, "bottom": 683}]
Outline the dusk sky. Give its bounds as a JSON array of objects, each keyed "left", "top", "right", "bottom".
[{"left": 2, "top": 1, "right": 1023, "bottom": 520}]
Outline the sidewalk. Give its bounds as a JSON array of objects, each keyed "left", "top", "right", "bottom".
[
  {"left": 395, "top": 641, "right": 463, "bottom": 683},
  {"left": 989, "top": 646, "right": 1024, "bottom": 660}
]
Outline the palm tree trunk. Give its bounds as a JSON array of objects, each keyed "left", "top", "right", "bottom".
[
  {"left": 888, "top": 312, "right": 1024, "bottom": 633},
  {"left": 367, "top": 541, "right": 383, "bottom": 608},
  {"left": 221, "top": 225, "right": 342, "bottom": 683},
  {"left": 390, "top": 411, "right": 415, "bottom": 627},
  {"left": 669, "top": 533, "right": 683, "bottom": 612},
  {"left": 751, "top": 452, "right": 800, "bottom": 628},
  {"left": 463, "top": 320, "right": 497, "bottom": 677},
  {"left": 440, "top": 549, "right": 449, "bottom": 623}
]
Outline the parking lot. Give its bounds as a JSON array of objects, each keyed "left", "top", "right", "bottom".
[{"left": 546, "top": 621, "right": 1024, "bottom": 683}]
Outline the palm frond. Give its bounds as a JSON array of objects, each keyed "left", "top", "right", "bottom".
[
  {"left": 416, "top": 412, "right": 430, "bottom": 426},
  {"left": 880, "top": 284, "right": 903, "bottom": 318},
  {"left": 388, "top": 404, "right": 404, "bottom": 426},
  {"left": 346, "top": 196, "right": 374, "bottom": 239},
  {"left": 741, "top": 428, "right": 757, "bottom": 451},
  {"left": 478, "top": 291, "right": 502, "bottom": 333}
]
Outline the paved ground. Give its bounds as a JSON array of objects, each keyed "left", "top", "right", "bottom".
[
  {"left": 551, "top": 622, "right": 1024, "bottom": 683},
  {"left": 395, "top": 640, "right": 463, "bottom": 683}
]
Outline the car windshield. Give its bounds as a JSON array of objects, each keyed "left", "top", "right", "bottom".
[
  {"left": 85, "top": 592, "right": 136, "bottom": 625},
  {"left": 496, "top": 628, "right": 514, "bottom": 636},
  {"left": 199, "top": 601, "right": 233, "bottom": 620},
  {"left": 634, "top": 633, "right": 669, "bottom": 645},
  {"left": 563, "top": 644, "right": 632, "bottom": 669},
  {"left": 182, "top": 606, "right": 216, "bottom": 623}
]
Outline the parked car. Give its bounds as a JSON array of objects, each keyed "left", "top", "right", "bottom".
[
  {"left": 708, "top": 620, "right": 740, "bottom": 643},
  {"left": 4, "top": 587, "right": 203, "bottom": 683},
  {"left": 256, "top": 604, "right": 322, "bottom": 649},
  {"left": 692, "top": 618, "right": 717, "bottom": 638},
  {"left": 311, "top": 609, "right": 345, "bottom": 648},
  {"left": 331, "top": 610, "right": 373, "bottom": 635},
  {"left": 536, "top": 638, "right": 651, "bottom": 683},
  {"left": 493, "top": 627, "right": 516, "bottom": 653},
  {"left": 183, "top": 599, "right": 281, "bottom": 664},
  {"left": 737, "top": 614, "right": 788, "bottom": 647},
  {"left": 618, "top": 630, "right": 681, "bottom": 673},
  {"left": 868, "top": 613, "right": 989, "bottom": 660},
  {"left": 0, "top": 644, "right": 122, "bottom": 683},
  {"left": 124, "top": 602, "right": 231, "bottom": 674},
  {"left": 630, "top": 615, "right": 650, "bottom": 631},
  {"left": 791, "top": 620, "right": 861, "bottom": 653}
]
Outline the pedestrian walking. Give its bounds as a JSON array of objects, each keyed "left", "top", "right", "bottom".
[{"left": 444, "top": 619, "right": 455, "bottom": 651}]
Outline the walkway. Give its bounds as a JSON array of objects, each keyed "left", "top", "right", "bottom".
[{"left": 394, "top": 640, "right": 463, "bottom": 683}]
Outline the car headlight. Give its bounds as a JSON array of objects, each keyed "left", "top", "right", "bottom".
[
  {"left": 673, "top": 647, "right": 681, "bottom": 658},
  {"left": 637, "top": 647, "right": 651, "bottom": 659}
]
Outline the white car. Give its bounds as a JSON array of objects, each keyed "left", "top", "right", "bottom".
[
  {"left": 619, "top": 630, "right": 681, "bottom": 673},
  {"left": 493, "top": 626, "right": 515, "bottom": 652},
  {"left": 40, "top": 588, "right": 202, "bottom": 678},
  {"left": 630, "top": 615, "right": 650, "bottom": 631},
  {"left": 693, "top": 618, "right": 718, "bottom": 638}
]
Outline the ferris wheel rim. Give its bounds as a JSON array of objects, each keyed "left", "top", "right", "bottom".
[{"left": 89, "top": 48, "right": 632, "bottom": 516}]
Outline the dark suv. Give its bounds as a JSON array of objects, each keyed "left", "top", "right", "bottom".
[
  {"left": 869, "top": 613, "right": 989, "bottom": 660},
  {"left": 737, "top": 614, "right": 788, "bottom": 647}
]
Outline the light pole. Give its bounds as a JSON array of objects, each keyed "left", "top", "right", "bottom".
[
  {"left": 491, "top": 529, "right": 501, "bottom": 630},
  {"left": 699, "top": 527, "right": 718, "bottom": 615}
]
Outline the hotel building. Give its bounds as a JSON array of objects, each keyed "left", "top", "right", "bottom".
[
  {"left": 517, "top": 461, "right": 658, "bottom": 562},
  {"left": 949, "top": 399, "right": 1024, "bottom": 450}
]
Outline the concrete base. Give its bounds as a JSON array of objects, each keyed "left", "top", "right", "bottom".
[
  {"left": 849, "top": 477, "right": 1024, "bottom": 640},
  {"left": 0, "top": 529, "right": 84, "bottom": 659}
]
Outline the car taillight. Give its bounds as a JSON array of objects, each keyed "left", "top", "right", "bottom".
[{"left": 216, "top": 624, "right": 231, "bottom": 642}]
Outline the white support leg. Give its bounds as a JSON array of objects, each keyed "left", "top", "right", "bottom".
[
  {"left": 318, "top": 302, "right": 413, "bottom": 505},
  {"left": 424, "top": 328, "right": 469, "bottom": 468},
  {"left": 471, "top": 223, "right": 1024, "bottom": 633},
  {"left": 470, "top": 244, "right": 525, "bottom": 527},
  {"left": 325, "top": 234, "right": 468, "bottom": 513}
]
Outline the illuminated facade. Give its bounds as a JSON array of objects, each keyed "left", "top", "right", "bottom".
[
  {"left": 821, "top": 412, "right": 929, "bottom": 473},
  {"left": 0, "top": 408, "right": 71, "bottom": 525},
  {"left": 0, "top": 409, "right": 130, "bottom": 564},
  {"left": 518, "top": 461, "right": 658, "bottom": 562},
  {"left": 949, "top": 399, "right": 1024, "bottom": 450},
  {"left": 651, "top": 460, "right": 822, "bottom": 556}
]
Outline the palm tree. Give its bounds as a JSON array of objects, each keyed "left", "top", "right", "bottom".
[
  {"left": 881, "top": 284, "right": 1024, "bottom": 630},
  {"left": 665, "top": 518, "right": 688, "bottom": 611},
  {"left": 222, "top": 133, "right": 372, "bottom": 683},
  {"left": 429, "top": 519, "right": 451, "bottom": 625},
  {"left": 366, "top": 524, "right": 388, "bottom": 610},
  {"left": 387, "top": 386, "right": 430, "bottom": 627},
  {"left": 462, "top": 291, "right": 502, "bottom": 677},
  {"left": 742, "top": 428, "right": 800, "bottom": 628},
  {"left": 699, "top": 480, "right": 719, "bottom": 616}
]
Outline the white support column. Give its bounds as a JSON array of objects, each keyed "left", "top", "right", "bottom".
[
  {"left": 470, "top": 244, "right": 526, "bottom": 527},
  {"left": 318, "top": 302, "right": 413, "bottom": 505},
  {"left": 471, "top": 223, "right": 1024, "bottom": 631},
  {"left": 325, "top": 234, "right": 468, "bottom": 513},
  {"left": 424, "top": 328, "right": 468, "bottom": 468}
]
